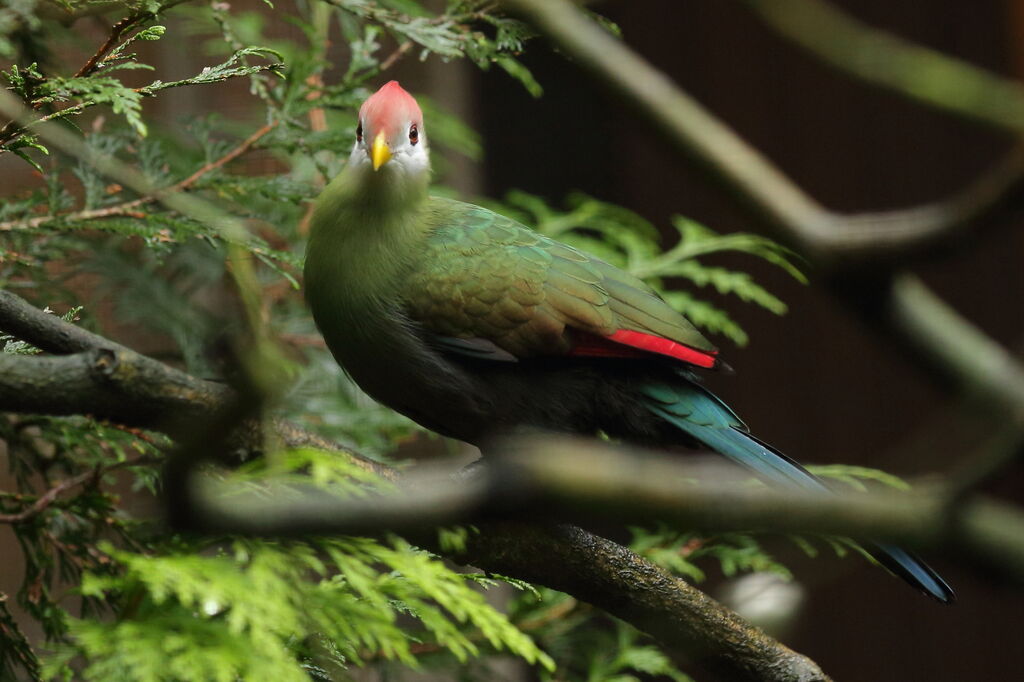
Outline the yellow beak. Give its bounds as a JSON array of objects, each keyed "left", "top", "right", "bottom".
[{"left": 371, "top": 131, "right": 392, "bottom": 171}]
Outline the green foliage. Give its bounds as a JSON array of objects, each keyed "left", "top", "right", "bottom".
[
  {"left": 0, "top": 3, "right": 562, "bottom": 679},
  {"left": 505, "top": 590, "right": 694, "bottom": 682},
  {"left": 0, "top": 2, "right": 915, "bottom": 681},
  {"left": 489, "top": 191, "right": 806, "bottom": 346},
  {"left": 0, "top": 412, "right": 166, "bottom": 679},
  {"left": 629, "top": 525, "right": 793, "bottom": 584},
  {"left": 36, "top": 449, "right": 552, "bottom": 680},
  {"left": 808, "top": 463, "right": 912, "bottom": 492},
  {"left": 47, "top": 534, "right": 552, "bottom": 680}
]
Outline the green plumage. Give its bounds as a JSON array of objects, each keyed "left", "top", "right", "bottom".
[
  {"left": 419, "top": 200, "right": 718, "bottom": 355},
  {"left": 307, "top": 185, "right": 715, "bottom": 361},
  {"left": 303, "top": 81, "right": 952, "bottom": 602}
]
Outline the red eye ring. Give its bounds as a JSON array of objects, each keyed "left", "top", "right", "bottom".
[{"left": 409, "top": 124, "right": 419, "bottom": 145}]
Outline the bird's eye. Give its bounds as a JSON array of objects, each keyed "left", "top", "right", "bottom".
[
  {"left": 409, "top": 124, "right": 419, "bottom": 145},
  {"left": 356, "top": 123, "right": 363, "bottom": 143}
]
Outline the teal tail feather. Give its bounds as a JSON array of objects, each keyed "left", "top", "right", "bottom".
[{"left": 642, "top": 380, "right": 955, "bottom": 604}]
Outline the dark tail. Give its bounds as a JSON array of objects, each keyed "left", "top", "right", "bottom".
[{"left": 641, "top": 380, "right": 955, "bottom": 604}]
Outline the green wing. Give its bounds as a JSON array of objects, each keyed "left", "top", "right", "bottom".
[{"left": 405, "top": 197, "right": 715, "bottom": 359}]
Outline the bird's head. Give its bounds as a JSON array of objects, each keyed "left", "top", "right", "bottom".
[{"left": 350, "top": 81, "right": 429, "bottom": 179}]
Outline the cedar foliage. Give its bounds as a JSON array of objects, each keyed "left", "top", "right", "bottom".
[{"left": 1, "top": 2, "right": 908, "bottom": 680}]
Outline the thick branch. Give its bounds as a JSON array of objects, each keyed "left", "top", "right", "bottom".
[
  {"left": 0, "top": 289, "right": 390, "bottom": 477},
  {"left": 458, "top": 523, "right": 828, "bottom": 682},
  {"left": 179, "top": 460, "right": 830, "bottom": 681},
  {"left": 0, "top": 289, "right": 131, "bottom": 354},
  {"left": 0, "top": 349, "right": 230, "bottom": 437}
]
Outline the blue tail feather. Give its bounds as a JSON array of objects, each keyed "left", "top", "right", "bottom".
[{"left": 642, "top": 382, "right": 955, "bottom": 604}]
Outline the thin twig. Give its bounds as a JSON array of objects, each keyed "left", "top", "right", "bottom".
[
  {"left": 378, "top": 40, "right": 413, "bottom": 73},
  {"left": 0, "top": 468, "right": 101, "bottom": 524},
  {"left": 74, "top": 12, "right": 146, "bottom": 78},
  {"left": 0, "top": 121, "right": 277, "bottom": 232},
  {"left": 0, "top": 7, "right": 139, "bottom": 145},
  {"left": 0, "top": 452, "right": 157, "bottom": 525},
  {"left": 172, "top": 121, "right": 278, "bottom": 193}
]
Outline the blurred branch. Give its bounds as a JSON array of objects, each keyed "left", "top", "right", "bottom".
[
  {"left": 501, "top": 0, "right": 1024, "bottom": 498},
  {"left": 0, "top": 291, "right": 826, "bottom": 682},
  {"left": 500, "top": 0, "right": 1024, "bottom": 270},
  {"left": 743, "top": 0, "right": 1024, "bottom": 135},
  {"left": 881, "top": 276, "right": 1024, "bottom": 412},
  {"left": 185, "top": 434, "right": 1024, "bottom": 588}
]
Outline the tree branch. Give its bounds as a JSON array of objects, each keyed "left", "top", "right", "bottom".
[
  {"left": 500, "top": 0, "right": 1024, "bottom": 501},
  {"left": 743, "top": 0, "right": 1024, "bottom": 135},
  {"left": 0, "top": 289, "right": 131, "bottom": 354},
  {"left": 500, "top": 0, "right": 1024, "bottom": 270},
  {"left": 0, "top": 348, "right": 229, "bottom": 438},
  {"left": 877, "top": 275, "right": 1024, "bottom": 413},
  {"left": 0, "top": 290, "right": 826, "bottom": 682},
  {"left": 457, "top": 522, "right": 829, "bottom": 682},
  {"left": 181, "top": 433, "right": 1024, "bottom": 589},
  {"left": 10, "top": 4, "right": 1021, "bottom": 677},
  {"left": 73, "top": 11, "right": 147, "bottom": 78},
  {"left": 0, "top": 454, "right": 158, "bottom": 524},
  {"left": 0, "top": 467, "right": 100, "bottom": 524}
]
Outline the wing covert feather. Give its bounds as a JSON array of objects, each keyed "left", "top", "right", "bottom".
[{"left": 404, "top": 198, "right": 716, "bottom": 360}]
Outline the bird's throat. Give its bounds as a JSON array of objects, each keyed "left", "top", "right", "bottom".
[{"left": 304, "top": 161, "right": 431, "bottom": 341}]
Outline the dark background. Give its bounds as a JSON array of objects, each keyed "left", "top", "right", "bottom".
[{"left": 473, "top": 1, "right": 1024, "bottom": 679}]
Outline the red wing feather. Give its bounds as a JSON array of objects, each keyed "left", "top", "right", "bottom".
[{"left": 568, "top": 329, "right": 718, "bottom": 369}]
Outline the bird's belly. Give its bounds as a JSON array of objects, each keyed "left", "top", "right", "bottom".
[{"left": 319, "top": 321, "right": 495, "bottom": 442}]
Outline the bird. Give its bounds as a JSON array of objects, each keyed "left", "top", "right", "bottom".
[{"left": 303, "top": 80, "right": 954, "bottom": 603}]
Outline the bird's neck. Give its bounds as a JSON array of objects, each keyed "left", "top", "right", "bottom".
[
  {"left": 305, "top": 161, "right": 431, "bottom": 328},
  {"left": 320, "top": 157, "right": 430, "bottom": 220}
]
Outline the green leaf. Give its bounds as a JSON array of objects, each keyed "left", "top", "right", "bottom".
[
  {"left": 496, "top": 55, "right": 543, "bottom": 97},
  {"left": 11, "top": 148, "right": 44, "bottom": 173},
  {"left": 806, "top": 464, "right": 911, "bottom": 492}
]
